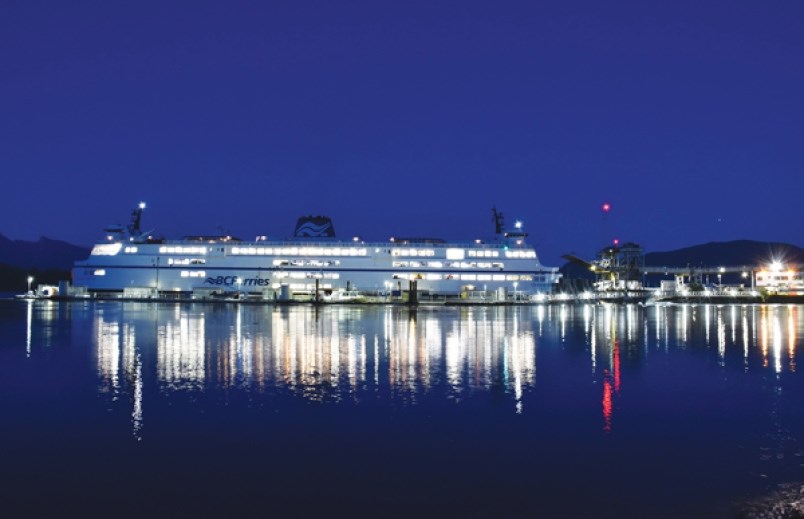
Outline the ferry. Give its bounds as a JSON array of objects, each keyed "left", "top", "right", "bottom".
[{"left": 71, "top": 204, "right": 560, "bottom": 300}]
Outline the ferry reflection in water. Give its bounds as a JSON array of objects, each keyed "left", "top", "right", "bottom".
[
  {"left": 84, "top": 301, "right": 804, "bottom": 439},
  {"left": 93, "top": 305, "right": 538, "bottom": 433}
]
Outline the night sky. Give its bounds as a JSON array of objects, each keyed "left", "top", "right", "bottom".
[{"left": 2, "top": 0, "right": 803, "bottom": 266}]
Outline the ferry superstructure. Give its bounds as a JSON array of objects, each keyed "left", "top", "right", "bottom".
[{"left": 72, "top": 204, "right": 560, "bottom": 299}]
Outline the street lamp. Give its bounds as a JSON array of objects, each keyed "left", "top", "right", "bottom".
[
  {"left": 27, "top": 276, "right": 33, "bottom": 294},
  {"left": 513, "top": 281, "right": 518, "bottom": 301},
  {"left": 718, "top": 267, "right": 725, "bottom": 289}
]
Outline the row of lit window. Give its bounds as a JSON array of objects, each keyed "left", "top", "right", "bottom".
[
  {"left": 467, "top": 250, "right": 501, "bottom": 258},
  {"left": 391, "top": 249, "right": 436, "bottom": 257},
  {"left": 392, "top": 261, "right": 505, "bottom": 269},
  {"left": 274, "top": 259, "right": 341, "bottom": 267},
  {"left": 233, "top": 282, "right": 335, "bottom": 291},
  {"left": 180, "top": 271, "right": 206, "bottom": 278},
  {"left": 158, "top": 246, "right": 207, "bottom": 255},
  {"left": 394, "top": 273, "right": 533, "bottom": 281},
  {"left": 231, "top": 246, "right": 367, "bottom": 257},
  {"left": 124, "top": 246, "right": 138, "bottom": 254},
  {"left": 756, "top": 273, "right": 802, "bottom": 280},
  {"left": 505, "top": 250, "right": 537, "bottom": 258},
  {"left": 274, "top": 272, "right": 341, "bottom": 280},
  {"left": 168, "top": 258, "right": 206, "bottom": 266}
]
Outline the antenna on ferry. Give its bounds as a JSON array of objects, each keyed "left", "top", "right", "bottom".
[
  {"left": 126, "top": 202, "right": 153, "bottom": 242},
  {"left": 128, "top": 202, "right": 145, "bottom": 235},
  {"left": 492, "top": 207, "right": 505, "bottom": 236}
]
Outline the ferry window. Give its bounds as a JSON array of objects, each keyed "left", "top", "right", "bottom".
[
  {"left": 92, "top": 244, "right": 122, "bottom": 256},
  {"left": 446, "top": 248, "right": 465, "bottom": 260}
]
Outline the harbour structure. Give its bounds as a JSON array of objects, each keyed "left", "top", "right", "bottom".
[
  {"left": 562, "top": 242, "right": 648, "bottom": 300},
  {"left": 562, "top": 241, "right": 804, "bottom": 303},
  {"left": 71, "top": 204, "right": 561, "bottom": 301}
]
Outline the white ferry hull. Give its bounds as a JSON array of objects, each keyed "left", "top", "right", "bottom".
[{"left": 72, "top": 206, "right": 560, "bottom": 299}]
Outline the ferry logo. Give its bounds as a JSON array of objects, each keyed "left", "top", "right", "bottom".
[
  {"left": 294, "top": 216, "right": 336, "bottom": 238},
  {"left": 205, "top": 276, "right": 271, "bottom": 287},
  {"left": 296, "top": 221, "right": 332, "bottom": 237}
]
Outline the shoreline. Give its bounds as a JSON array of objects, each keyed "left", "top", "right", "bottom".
[{"left": 5, "top": 293, "right": 804, "bottom": 306}]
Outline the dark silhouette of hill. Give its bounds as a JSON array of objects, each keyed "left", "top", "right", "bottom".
[
  {"left": 0, "top": 234, "right": 86, "bottom": 290},
  {"left": 560, "top": 240, "right": 804, "bottom": 281},
  {"left": 0, "top": 234, "right": 90, "bottom": 270},
  {"left": 645, "top": 240, "right": 803, "bottom": 268}
]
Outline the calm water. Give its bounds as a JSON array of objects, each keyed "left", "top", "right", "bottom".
[{"left": 1, "top": 299, "right": 802, "bottom": 517}]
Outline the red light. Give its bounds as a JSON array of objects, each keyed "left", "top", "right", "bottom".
[
  {"left": 601, "top": 203, "right": 611, "bottom": 213},
  {"left": 613, "top": 239, "right": 619, "bottom": 245}
]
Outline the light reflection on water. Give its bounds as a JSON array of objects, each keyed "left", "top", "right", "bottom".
[
  {"left": 61, "top": 302, "right": 803, "bottom": 438},
  {"left": 11, "top": 300, "right": 804, "bottom": 515},
  {"left": 93, "top": 305, "right": 539, "bottom": 416}
]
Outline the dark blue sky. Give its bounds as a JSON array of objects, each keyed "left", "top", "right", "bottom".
[{"left": 2, "top": 0, "right": 803, "bottom": 265}]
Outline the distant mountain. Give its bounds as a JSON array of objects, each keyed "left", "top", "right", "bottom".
[
  {"left": 560, "top": 240, "right": 804, "bottom": 281},
  {"left": 644, "top": 240, "right": 804, "bottom": 268},
  {"left": 0, "top": 234, "right": 90, "bottom": 270}
]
